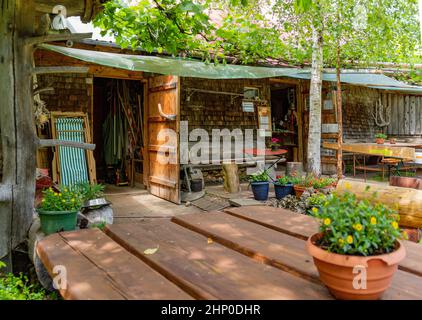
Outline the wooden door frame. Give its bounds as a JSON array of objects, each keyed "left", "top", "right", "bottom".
[{"left": 269, "top": 78, "right": 305, "bottom": 163}]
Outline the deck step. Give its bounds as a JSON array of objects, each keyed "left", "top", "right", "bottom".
[
  {"left": 105, "top": 220, "right": 332, "bottom": 300},
  {"left": 224, "top": 206, "right": 422, "bottom": 277},
  {"left": 36, "top": 228, "right": 192, "bottom": 300}
]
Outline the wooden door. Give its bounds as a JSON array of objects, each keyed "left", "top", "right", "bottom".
[{"left": 145, "top": 75, "right": 180, "bottom": 204}]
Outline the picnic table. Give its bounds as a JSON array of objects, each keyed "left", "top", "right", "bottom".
[{"left": 37, "top": 206, "right": 422, "bottom": 300}]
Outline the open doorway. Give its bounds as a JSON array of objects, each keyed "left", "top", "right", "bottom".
[
  {"left": 93, "top": 78, "right": 145, "bottom": 189},
  {"left": 270, "top": 84, "right": 299, "bottom": 162}
]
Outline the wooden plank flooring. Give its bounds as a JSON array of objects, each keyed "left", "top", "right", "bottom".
[
  {"left": 224, "top": 206, "right": 422, "bottom": 277},
  {"left": 105, "top": 221, "right": 331, "bottom": 300},
  {"left": 37, "top": 229, "right": 192, "bottom": 300},
  {"left": 37, "top": 205, "right": 422, "bottom": 300},
  {"left": 173, "top": 211, "right": 422, "bottom": 300}
]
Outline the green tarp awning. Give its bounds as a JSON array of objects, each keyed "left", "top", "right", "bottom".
[
  {"left": 288, "top": 72, "right": 422, "bottom": 94},
  {"left": 39, "top": 44, "right": 302, "bottom": 79},
  {"left": 39, "top": 44, "right": 422, "bottom": 94}
]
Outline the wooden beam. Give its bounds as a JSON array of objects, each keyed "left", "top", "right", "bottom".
[
  {"left": 32, "top": 66, "right": 89, "bottom": 75},
  {"left": 336, "top": 179, "right": 422, "bottom": 228},
  {"left": 38, "top": 139, "right": 96, "bottom": 150},
  {"left": 26, "top": 33, "right": 92, "bottom": 46}
]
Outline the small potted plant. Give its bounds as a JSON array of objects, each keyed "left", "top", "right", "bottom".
[
  {"left": 307, "top": 192, "right": 406, "bottom": 300},
  {"left": 312, "top": 177, "right": 337, "bottom": 192},
  {"left": 389, "top": 137, "right": 397, "bottom": 144},
  {"left": 306, "top": 193, "right": 327, "bottom": 215},
  {"left": 375, "top": 133, "right": 387, "bottom": 144},
  {"left": 268, "top": 137, "right": 281, "bottom": 151},
  {"left": 274, "top": 175, "right": 293, "bottom": 199},
  {"left": 249, "top": 171, "right": 270, "bottom": 201},
  {"left": 37, "top": 186, "right": 83, "bottom": 235},
  {"left": 291, "top": 174, "right": 313, "bottom": 198}
]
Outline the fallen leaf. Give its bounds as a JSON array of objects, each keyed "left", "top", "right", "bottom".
[
  {"left": 207, "top": 238, "right": 213, "bottom": 244},
  {"left": 144, "top": 246, "right": 159, "bottom": 255}
]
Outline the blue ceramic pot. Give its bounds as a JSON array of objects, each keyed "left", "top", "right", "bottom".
[
  {"left": 274, "top": 183, "right": 294, "bottom": 199},
  {"left": 251, "top": 181, "right": 270, "bottom": 201}
]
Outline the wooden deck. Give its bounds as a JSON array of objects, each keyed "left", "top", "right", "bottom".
[{"left": 37, "top": 206, "right": 422, "bottom": 300}]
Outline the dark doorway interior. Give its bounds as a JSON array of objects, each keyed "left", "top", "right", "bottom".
[
  {"left": 93, "top": 78, "right": 144, "bottom": 186},
  {"left": 270, "top": 85, "right": 298, "bottom": 161}
]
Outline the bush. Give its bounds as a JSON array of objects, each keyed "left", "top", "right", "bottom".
[
  {"left": 314, "top": 191, "right": 403, "bottom": 256},
  {"left": 0, "top": 262, "right": 51, "bottom": 300}
]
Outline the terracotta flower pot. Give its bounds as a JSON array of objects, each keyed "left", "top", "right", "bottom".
[
  {"left": 293, "top": 185, "right": 306, "bottom": 198},
  {"left": 389, "top": 139, "right": 396, "bottom": 144},
  {"left": 375, "top": 138, "right": 385, "bottom": 144},
  {"left": 389, "top": 176, "right": 421, "bottom": 189},
  {"left": 306, "top": 233, "right": 406, "bottom": 300}
]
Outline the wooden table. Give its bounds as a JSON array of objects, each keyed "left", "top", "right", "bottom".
[
  {"left": 37, "top": 206, "right": 422, "bottom": 300},
  {"left": 323, "top": 142, "right": 420, "bottom": 179}
]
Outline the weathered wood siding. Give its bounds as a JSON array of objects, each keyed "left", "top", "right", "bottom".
[{"left": 385, "top": 93, "right": 422, "bottom": 137}]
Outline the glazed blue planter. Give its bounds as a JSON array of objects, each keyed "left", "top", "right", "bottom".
[
  {"left": 251, "top": 181, "right": 270, "bottom": 201},
  {"left": 274, "top": 183, "right": 293, "bottom": 200}
]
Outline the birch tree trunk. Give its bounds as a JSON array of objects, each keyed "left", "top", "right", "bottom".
[{"left": 307, "top": 26, "right": 323, "bottom": 176}]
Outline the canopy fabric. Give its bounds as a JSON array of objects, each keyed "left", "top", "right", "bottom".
[
  {"left": 40, "top": 44, "right": 422, "bottom": 94},
  {"left": 39, "top": 44, "right": 302, "bottom": 79},
  {"left": 288, "top": 72, "right": 422, "bottom": 94}
]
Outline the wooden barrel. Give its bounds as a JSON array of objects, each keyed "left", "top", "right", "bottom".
[{"left": 336, "top": 179, "right": 422, "bottom": 228}]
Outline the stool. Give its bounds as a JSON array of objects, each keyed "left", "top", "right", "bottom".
[{"left": 381, "top": 158, "right": 401, "bottom": 180}]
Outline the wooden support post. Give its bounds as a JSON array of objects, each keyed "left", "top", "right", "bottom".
[
  {"left": 0, "top": 0, "right": 38, "bottom": 261},
  {"left": 222, "top": 163, "right": 240, "bottom": 193}
]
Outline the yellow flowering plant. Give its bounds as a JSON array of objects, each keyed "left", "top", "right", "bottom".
[
  {"left": 38, "top": 186, "right": 83, "bottom": 212},
  {"left": 314, "top": 191, "right": 403, "bottom": 256}
]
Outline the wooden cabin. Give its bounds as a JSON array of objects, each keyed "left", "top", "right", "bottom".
[{"left": 32, "top": 40, "right": 422, "bottom": 204}]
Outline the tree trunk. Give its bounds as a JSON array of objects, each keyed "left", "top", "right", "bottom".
[
  {"left": 336, "top": 45, "right": 343, "bottom": 179},
  {"left": 307, "top": 26, "right": 323, "bottom": 176},
  {"left": 336, "top": 179, "right": 422, "bottom": 228},
  {"left": 222, "top": 163, "right": 240, "bottom": 193},
  {"left": 0, "top": 0, "right": 37, "bottom": 263}
]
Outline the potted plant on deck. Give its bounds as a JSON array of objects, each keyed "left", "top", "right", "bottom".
[
  {"left": 291, "top": 175, "right": 313, "bottom": 198},
  {"left": 375, "top": 133, "right": 387, "bottom": 144},
  {"left": 274, "top": 175, "right": 293, "bottom": 199},
  {"left": 249, "top": 171, "right": 270, "bottom": 201},
  {"left": 306, "top": 191, "right": 406, "bottom": 300},
  {"left": 37, "top": 186, "right": 83, "bottom": 235}
]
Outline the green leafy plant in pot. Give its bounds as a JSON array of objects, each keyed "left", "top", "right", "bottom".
[
  {"left": 37, "top": 186, "right": 83, "bottom": 235},
  {"left": 306, "top": 191, "right": 406, "bottom": 300},
  {"left": 249, "top": 171, "right": 270, "bottom": 201},
  {"left": 274, "top": 175, "right": 293, "bottom": 199},
  {"left": 375, "top": 133, "right": 387, "bottom": 144}
]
